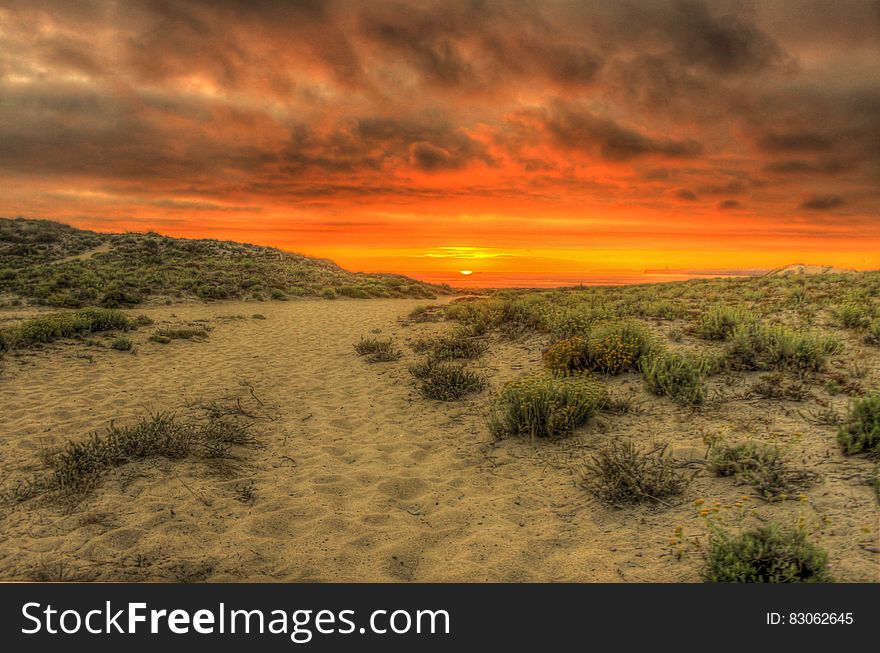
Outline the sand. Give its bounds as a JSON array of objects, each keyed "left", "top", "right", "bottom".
[{"left": 0, "top": 298, "right": 877, "bottom": 582}]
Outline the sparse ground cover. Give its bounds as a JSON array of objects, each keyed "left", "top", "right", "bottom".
[{"left": 1, "top": 270, "right": 877, "bottom": 582}]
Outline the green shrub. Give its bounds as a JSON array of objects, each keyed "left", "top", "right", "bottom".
[
  {"left": 353, "top": 337, "right": 402, "bottom": 363},
  {"left": 704, "top": 526, "right": 831, "bottom": 583},
  {"left": 837, "top": 392, "right": 880, "bottom": 455},
  {"left": 694, "top": 305, "right": 755, "bottom": 340},
  {"left": 727, "top": 323, "right": 841, "bottom": 372},
  {"left": 110, "top": 336, "right": 133, "bottom": 351},
  {"left": 585, "top": 321, "right": 656, "bottom": 374},
  {"left": 489, "top": 373, "right": 606, "bottom": 439},
  {"left": 584, "top": 441, "right": 689, "bottom": 505},
  {"left": 0, "top": 308, "right": 131, "bottom": 349},
  {"left": 640, "top": 352, "right": 710, "bottom": 405},
  {"left": 864, "top": 319, "right": 880, "bottom": 346},
  {"left": 708, "top": 442, "right": 816, "bottom": 500},
  {"left": 408, "top": 305, "right": 441, "bottom": 323},
  {"left": 151, "top": 327, "right": 209, "bottom": 341},
  {"left": 410, "top": 361, "right": 485, "bottom": 401},
  {"left": 321, "top": 288, "right": 337, "bottom": 299},
  {"left": 428, "top": 331, "right": 487, "bottom": 360},
  {"left": 542, "top": 336, "right": 589, "bottom": 376},
  {"left": 13, "top": 411, "right": 256, "bottom": 500},
  {"left": 836, "top": 303, "right": 871, "bottom": 329},
  {"left": 269, "top": 288, "right": 288, "bottom": 301}
]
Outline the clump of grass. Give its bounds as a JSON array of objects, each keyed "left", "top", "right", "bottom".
[
  {"left": 428, "top": 331, "right": 487, "bottom": 360},
  {"left": 751, "top": 372, "right": 810, "bottom": 401},
  {"left": 542, "top": 336, "right": 589, "bottom": 376},
  {"left": 353, "top": 336, "right": 402, "bottom": 362},
  {"left": 584, "top": 321, "right": 656, "bottom": 375},
  {"left": 709, "top": 442, "right": 816, "bottom": 500},
  {"left": 150, "top": 326, "right": 210, "bottom": 343},
  {"left": 704, "top": 525, "right": 831, "bottom": 583},
  {"left": 408, "top": 305, "right": 441, "bottom": 323},
  {"left": 489, "top": 373, "right": 606, "bottom": 439},
  {"left": 251, "top": 314, "right": 266, "bottom": 320},
  {"left": 694, "top": 305, "right": 755, "bottom": 340},
  {"left": 10, "top": 411, "right": 257, "bottom": 501},
  {"left": 110, "top": 335, "right": 133, "bottom": 351},
  {"left": 836, "top": 302, "right": 872, "bottom": 329},
  {"left": 864, "top": 319, "right": 880, "bottom": 346},
  {"left": 0, "top": 308, "right": 131, "bottom": 351},
  {"left": 837, "top": 392, "right": 880, "bottom": 455},
  {"left": 583, "top": 441, "right": 690, "bottom": 506},
  {"left": 410, "top": 360, "right": 485, "bottom": 401},
  {"left": 640, "top": 352, "right": 709, "bottom": 405},
  {"left": 726, "top": 322, "right": 842, "bottom": 373}
]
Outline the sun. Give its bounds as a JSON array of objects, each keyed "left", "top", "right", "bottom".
[{"left": 459, "top": 270, "right": 473, "bottom": 276}]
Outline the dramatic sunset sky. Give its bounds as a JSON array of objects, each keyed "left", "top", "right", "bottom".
[{"left": 1, "top": 1, "right": 878, "bottom": 285}]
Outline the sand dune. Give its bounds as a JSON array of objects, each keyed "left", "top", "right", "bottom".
[{"left": 0, "top": 298, "right": 877, "bottom": 582}]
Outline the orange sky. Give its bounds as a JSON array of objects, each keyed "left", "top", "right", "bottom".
[{"left": 1, "top": 1, "right": 878, "bottom": 284}]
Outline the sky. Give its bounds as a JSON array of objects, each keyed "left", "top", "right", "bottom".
[{"left": 0, "top": 0, "right": 878, "bottom": 285}]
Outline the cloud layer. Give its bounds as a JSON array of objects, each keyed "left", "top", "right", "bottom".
[{"left": 0, "top": 0, "right": 878, "bottom": 273}]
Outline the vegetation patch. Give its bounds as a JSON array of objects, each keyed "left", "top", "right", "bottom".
[
  {"left": 693, "top": 305, "right": 755, "bottom": 341},
  {"left": 427, "top": 331, "right": 487, "bottom": 361},
  {"left": 7, "top": 410, "right": 258, "bottom": 502},
  {"left": 489, "top": 373, "right": 606, "bottom": 439},
  {"left": 704, "top": 525, "right": 831, "bottom": 583},
  {"left": 837, "top": 392, "right": 880, "bottom": 455},
  {"left": 584, "top": 321, "right": 656, "bottom": 374},
  {"left": 640, "top": 352, "right": 710, "bottom": 405},
  {"left": 709, "top": 442, "right": 817, "bottom": 501},
  {"left": 110, "top": 335, "right": 133, "bottom": 351},
  {"left": 0, "top": 308, "right": 131, "bottom": 352},
  {"left": 0, "top": 218, "right": 449, "bottom": 308},
  {"left": 354, "top": 337, "right": 402, "bottom": 363},
  {"left": 149, "top": 326, "right": 210, "bottom": 343},
  {"left": 726, "top": 323, "right": 841, "bottom": 373},
  {"left": 542, "top": 336, "right": 589, "bottom": 376},
  {"left": 410, "top": 360, "right": 486, "bottom": 401},
  {"left": 584, "top": 440, "right": 689, "bottom": 506}
]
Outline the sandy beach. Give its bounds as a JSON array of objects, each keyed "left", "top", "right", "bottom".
[{"left": 0, "top": 297, "right": 875, "bottom": 582}]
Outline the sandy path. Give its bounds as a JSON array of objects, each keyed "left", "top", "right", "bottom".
[{"left": 0, "top": 299, "right": 877, "bottom": 582}]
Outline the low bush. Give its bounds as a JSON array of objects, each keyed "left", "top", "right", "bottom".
[
  {"left": 704, "top": 525, "right": 831, "bottom": 583},
  {"left": 836, "top": 303, "right": 872, "bottom": 329},
  {"left": 489, "top": 373, "right": 606, "bottom": 439},
  {"left": 640, "top": 352, "right": 710, "bottom": 405},
  {"left": 10, "top": 411, "right": 257, "bottom": 500},
  {"left": 542, "top": 336, "right": 589, "bottom": 376},
  {"left": 110, "top": 336, "right": 133, "bottom": 351},
  {"left": 0, "top": 308, "right": 131, "bottom": 350},
  {"left": 837, "top": 392, "right": 880, "bottom": 455},
  {"left": 584, "top": 321, "right": 656, "bottom": 374},
  {"left": 150, "top": 327, "right": 209, "bottom": 342},
  {"left": 353, "top": 337, "right": 402, "bottom": 363},
  {"left": 694, "top": 305, "right": 755, "bottom": 341},
  {"left": 428, "top": 331, "right": 487, "bottom": 360},
  {"left": 584, "top": 441, "right": 690, "bottom": 505},
  {"left": 726, "top": 323, "right": 841, "bottom": 373},
  {"left": 410, "top": 360, "right": 485, "bottom": 401},
  {"left": 709, "top": 442, "right": 817, "bottom": 500}
]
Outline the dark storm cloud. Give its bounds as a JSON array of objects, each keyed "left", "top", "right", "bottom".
[
  {"left": 800, "top": 195, "right": 846, "bottom": 211},
  {"left": 664, "top": 1, "right": 787, "bottom": 75},
  {"left": 536, "top": 103, "right": 703, "bottom": 162},
  {"left": 758, "top": 131, "right": 834, "bottom": 153}
]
